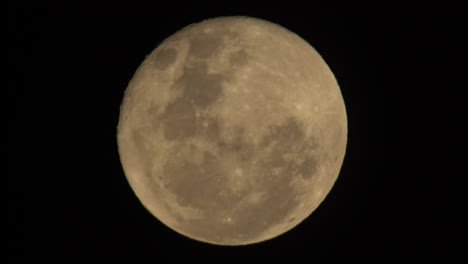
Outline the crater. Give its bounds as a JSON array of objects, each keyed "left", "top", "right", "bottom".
[
  {"left": 160, "top": 98, "right": 196, "bottom": 141},
  {"left": 175, "top": 63, "right": 224, "bottom": 108},
  {"left": 154, "top": 48, "right": 177, "bottom": 70}
]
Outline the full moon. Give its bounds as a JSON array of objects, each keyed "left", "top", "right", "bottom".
[{"left": 117, "top": 16, "right": 347, "bottom": 245}]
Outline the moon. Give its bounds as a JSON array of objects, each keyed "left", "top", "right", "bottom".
[{"left": 117, "top": 16, "right": 347, "bottom": 245}]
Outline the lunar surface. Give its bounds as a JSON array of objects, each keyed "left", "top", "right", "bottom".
[{"left": 117, "top": 16, "right": 347, "bottom": 245}]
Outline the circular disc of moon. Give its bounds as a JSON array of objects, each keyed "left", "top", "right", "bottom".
[{"left": 117, "top": 16, "right": 347, "bottom": 245}]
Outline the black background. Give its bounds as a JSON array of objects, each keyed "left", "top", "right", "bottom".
[{"left": 9, "top": 1, "right": 463, "bottom": 262}]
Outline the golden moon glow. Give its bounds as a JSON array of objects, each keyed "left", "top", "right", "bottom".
[{"left": 117, "top": 16, "right": 347, "bottom": 245}]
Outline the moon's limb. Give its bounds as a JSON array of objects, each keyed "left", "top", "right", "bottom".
[{"left": 117, "top": 16, "right": 347, "bottom": 245}]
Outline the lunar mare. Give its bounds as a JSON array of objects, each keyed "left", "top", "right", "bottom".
[{"left": 117, "top": 16, "right": 347, "bottom": 245}]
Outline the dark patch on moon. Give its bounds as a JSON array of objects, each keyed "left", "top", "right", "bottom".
[
  {"left": 263, "top": 117, "right": 306, "bottom": 150},
  {"left": 261, "top": 117, "right": 320, "bottom": 179},
  {"left": 230, "top": 50, "right": 250, "bottom": 67},
  {"left": 195, "top": 116, "right": 221, "bottom": 141},
  {"left": 160, "top": 98, "right": 196, "bottom": 141},
  {"left": 157, "top": 100, "right": 320, "bottom": 243},
  {"left": 154, "top": 48, "right": 177, "bottom": 70},
  {"left": 159, "top": 44, "right": 249, "bottom": 142},
  {"left": 217, "top": 126, "right": 254, "bottom": 163},
  {"left": 163, "top": 149, "right": 241, "bottom": 212},
  {"left": 189, "top": 32, "right": 223, "bottom": 58},
  {"left": 228, "top": 167, "right": 300, "bottom": 241},
  {"left": 162, "top": 117, "right": 319, "bottom": 244},
  {"left": 294, "top": 155, "right": 318, "bottom": 179},
  {"left": 175, "top": 63, "right": 224, "bottom": 108},
  {"left": 171, "top": 150, "right": 302, "bottom": 244}
]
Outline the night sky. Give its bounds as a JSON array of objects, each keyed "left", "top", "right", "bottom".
[{"left": 10, "top": 1, "right": 459, "bottom": 262}]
